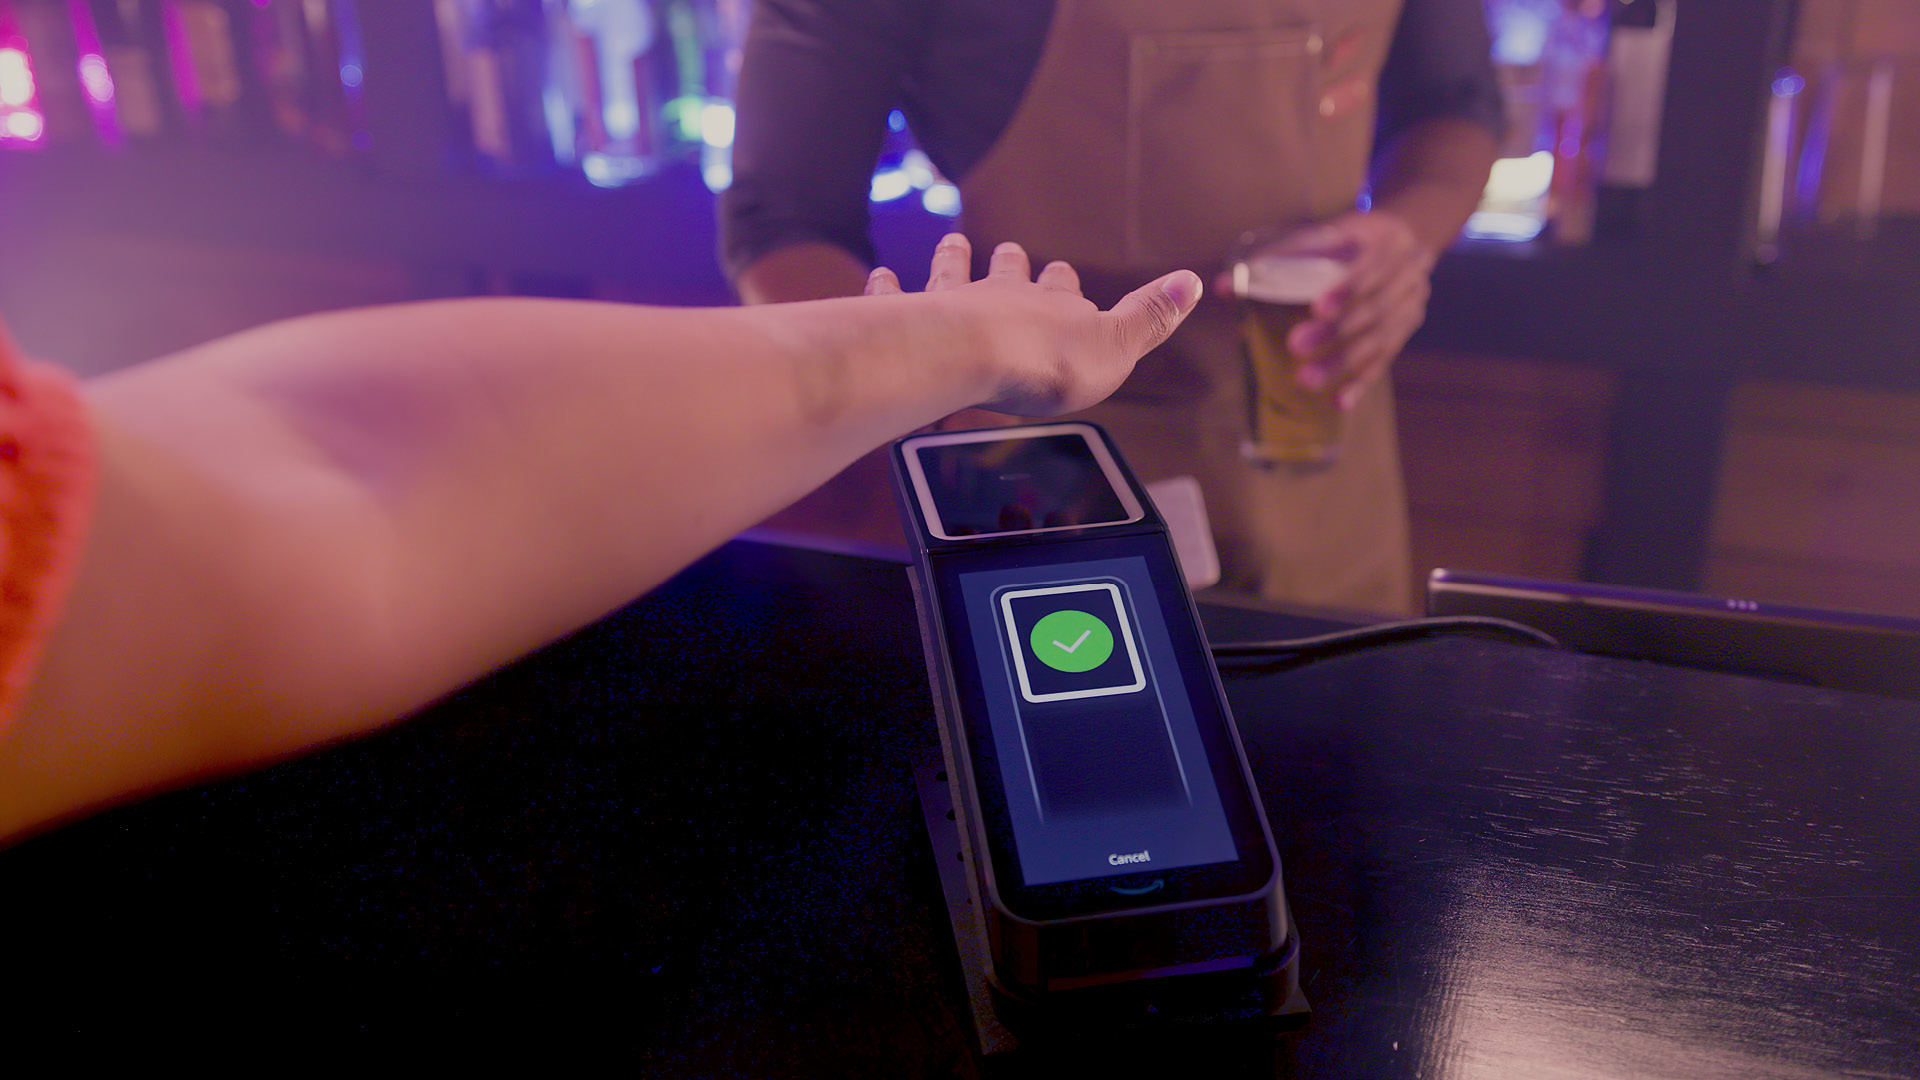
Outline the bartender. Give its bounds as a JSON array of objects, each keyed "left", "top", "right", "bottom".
[{"left": 723, "top": 0, "right": 1502, "bottom": 613}]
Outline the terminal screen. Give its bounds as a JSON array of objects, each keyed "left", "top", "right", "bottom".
[
  {"left": 956, "top": 556, "right": 1239, "bottom": 886},
  {"left": 913, "top": 431, "right": 1134, "bottom": 538}
]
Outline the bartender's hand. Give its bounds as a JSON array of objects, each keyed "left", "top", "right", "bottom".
[
  {"left": 1215, "top": 210, "right": 1434, "bottom": 411},
  {"left": 867, "top": 233, "right": 1201, "bottom": 418},
  {"left": 1295, "top": 210, "right": 1433, "bottom": 410}
]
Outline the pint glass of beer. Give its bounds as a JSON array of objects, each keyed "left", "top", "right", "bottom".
[{"left": 1231, "top": 229, "right": 1354, "bottom": 466}]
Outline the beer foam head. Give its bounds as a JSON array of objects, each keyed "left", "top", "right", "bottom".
[{"left": 1235, "top": 254, "right": 1348, "bottom": 304}]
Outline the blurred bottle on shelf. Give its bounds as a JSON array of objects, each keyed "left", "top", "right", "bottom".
[
  {"left": 218, "top": 0, "right": 365, "bottom": 154},
  {"left": 1537, "top": 0, "right": 1610, "bottom": 245},
  {"left": 568, "top": 0, "right": 662, "bottom": 184},
  {"left": 644, "top": 0, "right": 745, "bottom": 190},
  {"left": 657, "top": 0, "right": 707, "bottom": 149},
  {"left": 539, "top": 0, "right": 588, "bottom": 166},
  {"left": 245, "top": 0, "right": 361, "bottom": 153},
  {"left": 294, "top": 0, "right": 367, "bottom": 154},
  {"left": 436, "top": 0, "right": 565, "bottom": 175},
  {"left": 83, "top": 0, "right": 169, "bottom": 141},
  {"left": 1587, "top": 0, "right": 1674, "bottom": 239},
  {"left": 158, "top": 0, "right": 269, "bottom": 140},
  {"left": 429, "top": 0, "right": 469, "bottom": 156},
  {"left": 246, "top": 0, "right": 317, "bottom": 142},
  {"left": 1600, "top": 0, "right": 1671, "bottom": 190},
  {"left": 1467, "top": 0, "right": 1631, "bottom": 246},
  {"left": 697, "top": 0, "right": 746, "bottom": 190},
  {"left": 1466, "top": 0, "right": 1557, "bottom": 241}
]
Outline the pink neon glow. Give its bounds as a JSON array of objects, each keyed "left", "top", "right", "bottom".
[
  {"left": 78, "top": 53, "right": 114, "bottom": 104},
  {"left": 4, "top": 110, "right": 44, "bottom": 141},
  {"left": 0, "top": 48, "right": 35, "bottom": 109}
]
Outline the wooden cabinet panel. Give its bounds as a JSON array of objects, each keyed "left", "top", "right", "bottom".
[
  {"left": 1711, "top": 431, "right": 1920, "bottom": 566},
  {"left": 1407, "top": 518, "right": 1593, "bottom": 591},
  {"left": 1795, "top": 0, "right": 1920, "bottom": 61},
  {"left": 1395, "top": 349, "right": 1615, "bottom": 596},
  {"left": 1705, "top": 380, "right": 1920, "bottom": 616},
  {"left": 1707, "top": 549, "right": 1920, "bottom": 613}
]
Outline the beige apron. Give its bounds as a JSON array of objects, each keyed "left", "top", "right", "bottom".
[{"left": 959, "top": 0, "right": 1412, "bottom": 613}]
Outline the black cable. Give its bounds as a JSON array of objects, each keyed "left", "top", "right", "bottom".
[{"left": 1210, "top": 615, "right": 1560, "bottom": 667}]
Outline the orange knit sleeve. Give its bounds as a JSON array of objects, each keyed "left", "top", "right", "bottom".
[{"left": 0, "top": 319, "right": 96, "bottom": 729}]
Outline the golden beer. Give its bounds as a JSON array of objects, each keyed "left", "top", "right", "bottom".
[{"left": 1234, "top": 252, "right": 1348, "bottom": 465}]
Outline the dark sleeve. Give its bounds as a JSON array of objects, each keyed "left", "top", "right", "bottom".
[
  {"left": 719, "top": 0, "right": 929, "bottom": 280},
  {"left": 1375, "top": 0, "right": 1507, "bottom": 147}
]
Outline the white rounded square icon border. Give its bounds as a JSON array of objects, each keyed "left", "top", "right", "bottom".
[{"left": 999, "top": 582, "right": 1148, "bottom": 704}]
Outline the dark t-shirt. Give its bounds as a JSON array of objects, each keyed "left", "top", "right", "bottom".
[{"left": 721, "top": 0, "right": 1504, "bottom": 277}]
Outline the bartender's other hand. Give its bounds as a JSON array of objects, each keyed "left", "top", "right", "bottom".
[
  {"left": 1288, "top": 211, "right": 1433, "bottom": 411},
  {"left": 866, "top": 234, "right": 1200, "bottom": 417},
  {"left": 1205, "top": 212, "right": 1436, "bottom": 409}
]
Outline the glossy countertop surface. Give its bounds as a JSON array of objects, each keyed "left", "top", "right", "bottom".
[{"left": 2, "top": 540, "right": 1913, "bottom": 1075}]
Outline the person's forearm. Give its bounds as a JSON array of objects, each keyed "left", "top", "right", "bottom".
[
  {"left": 1369, "top": 116, "right": 1499, "bottom": 255},
  {"left": 1, "top": 295, "right": 996, "bottom": 838},
  {"left": 83, "top": 296, "right": 1001, "bottom": 695},
  {"left": 1, "top": 251, "right": 1197, "bottom": 840},
  {"left": 735, "top": 241, "right": 873, "bottom": 304}
]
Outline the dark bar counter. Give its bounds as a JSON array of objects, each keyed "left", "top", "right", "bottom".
[{"left": 0, "top": 539, "right": 1913, "bottom": 1075}]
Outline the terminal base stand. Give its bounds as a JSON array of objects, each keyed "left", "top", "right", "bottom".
[
  {"left": 913, "top": 760, "right": 1019, "bottom": 1057},
  {"left": 912, "top": 763, "right": 1310, "bottom": 1072}
]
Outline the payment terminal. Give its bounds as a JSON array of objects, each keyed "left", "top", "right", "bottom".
[{"left": 891, "top": 422, "right": 1305, "bottom": 1031}]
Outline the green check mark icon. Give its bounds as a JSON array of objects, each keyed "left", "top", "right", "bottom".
[{"left": 1029, "top": 609, "right": 1115, "bottom": 673}]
